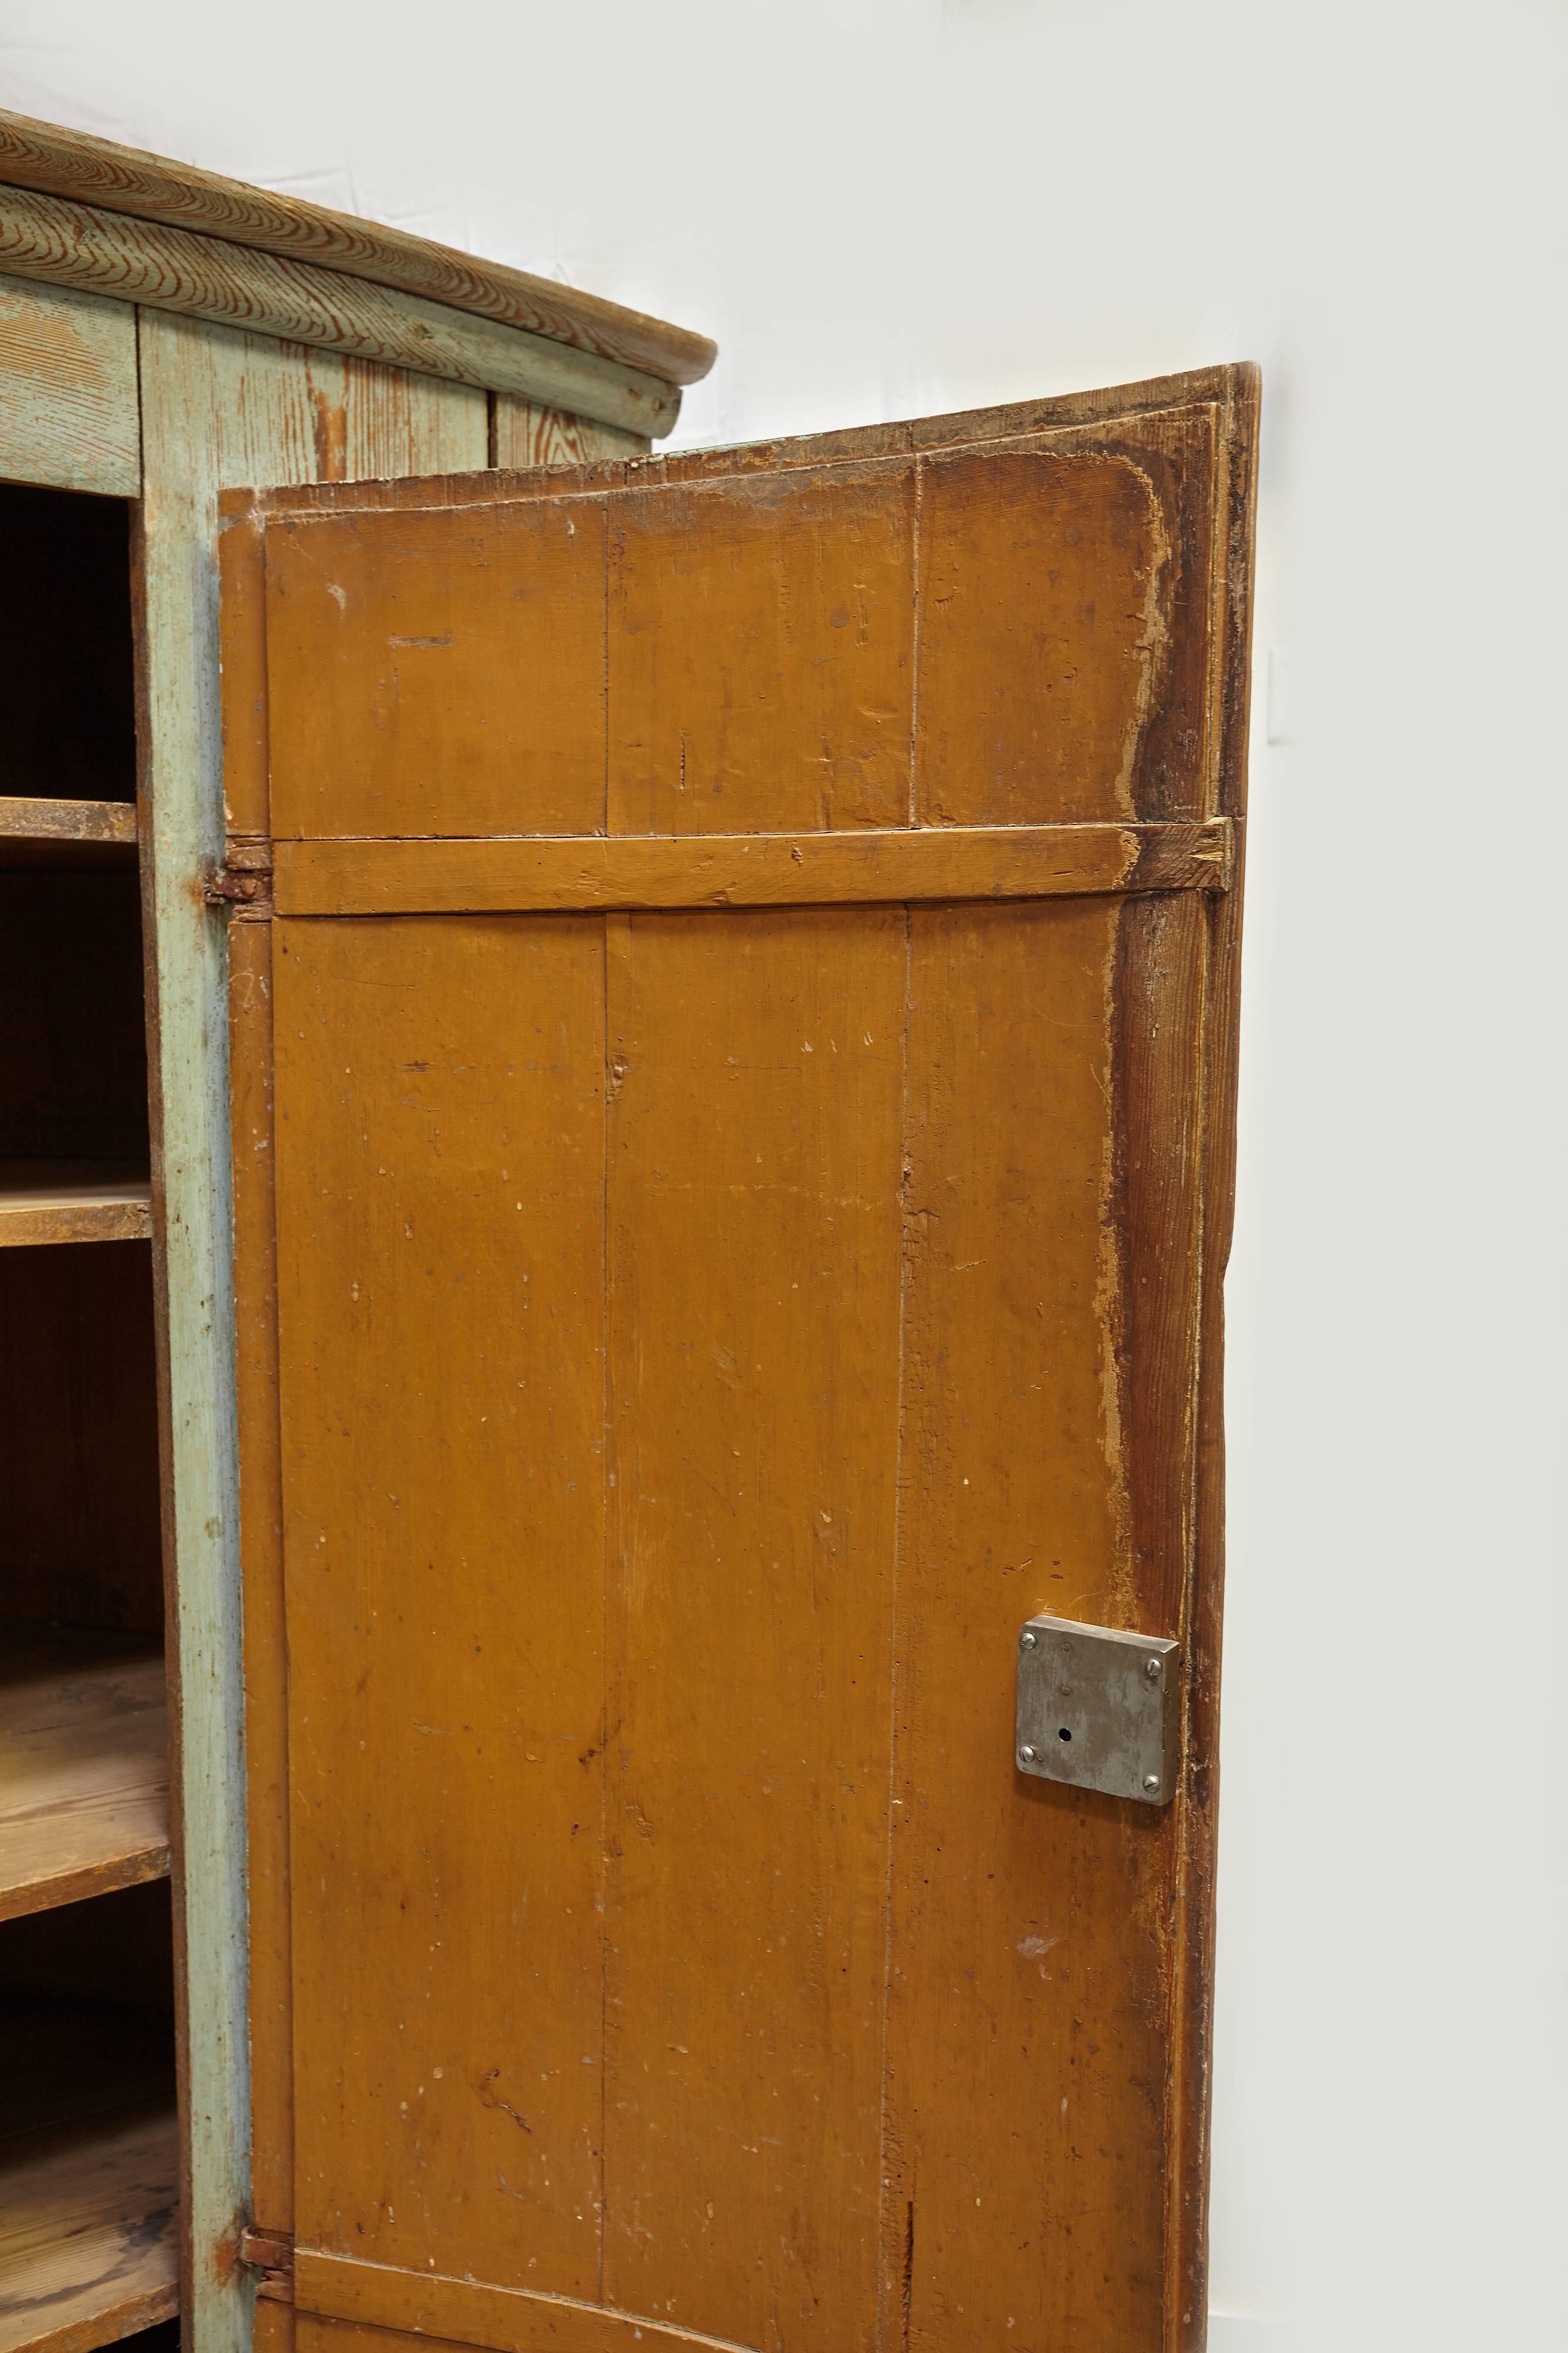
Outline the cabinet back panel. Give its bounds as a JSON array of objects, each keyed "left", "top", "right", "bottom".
[
  {"left": 0, "top": 869, "right": 149, "bottom": 1164},
  {"left": 0, "top": 1242, "right": 164, "bottom": 1631},
  {"left": 0, "top": 480, "right": 137, "bottom": 803}
]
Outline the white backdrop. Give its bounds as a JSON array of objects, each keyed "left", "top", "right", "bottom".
[{"left": 5, "top": 3, "right": 1562, "bottom": 2344}]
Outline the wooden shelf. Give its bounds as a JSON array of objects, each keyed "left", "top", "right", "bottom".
[
  {"left": 0, "top": 799, "right": 136, "bottom": 870},
  {"left": 0, "top": 1629, "right": 168, "bottom": 1923},
  {"left": 0, "top": 2002, "right": 177, "bottom": 2353},
  {"left": 0, "top": 1169, "right": 151, "bottom": 1249}
]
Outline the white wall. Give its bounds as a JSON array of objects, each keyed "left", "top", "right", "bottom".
[{"left": 8, "top": 3, "right": 1562, "bottom": 2343}]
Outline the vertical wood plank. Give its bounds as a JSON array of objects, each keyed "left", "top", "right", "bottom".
[
  {"left": 490, "top": 393, "right": 647, "bottom": 468},
  {"left": 137, "top": 309, "right": 488, "bottom": 2353},
  {"left": 602, "top": 909, "right": 904, "bottom": 2349},
  {"left": 882, "top": 898, "right": 1175, "bottom": 2352},
  {"left": 272, "top": 913, "right": 608, "bottom": 2296}
]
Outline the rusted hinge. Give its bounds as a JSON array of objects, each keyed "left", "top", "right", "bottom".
[
  {"left": 238, "top": 2226, "right": 295, "bottom": 2303},
  {"left": 205, "top": 840, "right": 274, "bottom": 916}
]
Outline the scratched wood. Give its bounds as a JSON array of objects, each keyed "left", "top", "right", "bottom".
[
  {"left": 0, "top": 108, "right": 715, "bottom": 388},
  {"left": 229, "top": 368, "right": 1257, "bottom": 2353},
  {"left": 296, "top": 2271, "right": 756, "bottom": 2353}
]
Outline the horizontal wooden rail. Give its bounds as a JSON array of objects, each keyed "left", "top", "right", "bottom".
[
  {"left": 0, "top": 794, "right": 137, "bottom": 844},
  {"left": 268, "top": 819, "right": 1233, "bottom": 919},
  {"left": 0, "top": 185, "right": 681, "bottom": 437},
  {"left": 0, "top": 107, "right": 715, "bottom": 387}
]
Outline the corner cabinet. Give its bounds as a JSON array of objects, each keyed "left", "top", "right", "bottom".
[
  {"left": 0, "top": 107, "right": 707, "bottom": 2353},
  {"left": 0, "top": 105, "right": 1260, "bottom": 2353}
]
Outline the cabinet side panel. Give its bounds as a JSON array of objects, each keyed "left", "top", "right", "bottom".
[
  {"left": 141, "top": 310, "right": 491, "bottom": 2353},
  {"left": 0, "top": 268, "right": 139, "bottom": 494}
]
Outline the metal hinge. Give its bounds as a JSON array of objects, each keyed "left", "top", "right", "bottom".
[
  {"left": 205, "top": 843, "right": 274, "bottom": 916},
  {"left": 238, "top": 2226, "right": 295, "bottom": 2303}
]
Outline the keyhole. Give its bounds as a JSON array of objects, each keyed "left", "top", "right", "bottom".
[{"left": 1057, "top": 1727, "right": 1073, "bottom": 1743}]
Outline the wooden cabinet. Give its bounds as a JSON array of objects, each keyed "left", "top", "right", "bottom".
[
  {"left": 0, "top": 105, "right": 1257, "bottom": 2353},
  {"left": 0, "top": 108, "right": 707, "bottom": 2353}
]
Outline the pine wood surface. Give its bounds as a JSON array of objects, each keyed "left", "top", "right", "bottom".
[
  {"left": 0, "top": 108, "right": 714, "bottom": 388},
  {"left": 136, "top": 311, "right": 492, "bottom": 2349},
  {"left": 0, "top": 272, "right": 138, "bottom": 496},
  {"left": 488, "top": 397, "right": 648, "bottom": 470},
  {"left": 0, "top": 2002, "right": 178, "bottom": 2353},
  {"left": 0, "top": 184, "right": 678, "bottom": 437},
  {"left": 230, "top": 368, "right": 1257, "bottom": 2352},
  {"left": 0, "top": 1172, "right": 151, "bottom": 1247},
  {"left": 0, "top": 1630, "right": 168, "bottom": 1920},
  {"left": 0, "top": 800, "right": 137, "bottom": 846}
]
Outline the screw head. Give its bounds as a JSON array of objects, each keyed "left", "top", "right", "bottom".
[
  {"left": 1143, "top": 1774, "right": 1160, "bottom": 1792},
  {"left": 1018, "top": 1744, "right": 1037, "bottom": 1765},
  {"left": 1020, "top": 1630, "right": 1037, "bottom": 1649},
  {"left": 1145, "top": 1656, "right": 1162, "bottom": 1677}
]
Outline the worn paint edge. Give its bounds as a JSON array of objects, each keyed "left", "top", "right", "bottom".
[
  {"left": 135, "top": 306, "right": 256, "bottom": 2353},
  {"left": 0, "top": 184, "right": 681, "bottom": 438}
]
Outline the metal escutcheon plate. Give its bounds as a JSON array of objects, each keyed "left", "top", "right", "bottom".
[{"left": 1016, "top": 1615, "right": 1179, "bottom": 1804}]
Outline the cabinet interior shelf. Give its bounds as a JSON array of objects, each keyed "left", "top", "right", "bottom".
[
  {"left": 0, "top": 799, "right": 137, "bottom": 870},
  {"left": 0, "top": 1627, "right": 169, "bottom": 1923},
  {"left": 0, "top": 2000, "right": 177, "bottom": 2353},
  {"left": 0, "top": 1168, "right": 152, "bottom": 1249}
]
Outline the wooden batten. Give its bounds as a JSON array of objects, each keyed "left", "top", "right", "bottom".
[
  {"left": 268, "top": 819, "right": 1235, "bottom": 918},
  {"left": 0, "top": 184, "right": 683, "bottom": 437},
  {"left": 0, "top": 107, "right": 715, "bottom": 388}
]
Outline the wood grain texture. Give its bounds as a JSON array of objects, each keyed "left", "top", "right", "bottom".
[
  {"left": 0, "top": 1627, "right": 168, "bottom": 1919},
  {"left": 0, "top": 107, "right": 715, "bottom": 388},
  {"left": 0, "top": 270, "right": 138, "bottom": 495},
  {"left": 136, "top": 310, "right": 490, "bottom": 2349},
  {"left": 273, "top": 822, "right": 1233, "bottom": 916},
  {"left": 0, "top": 797, "right": 137, "bottom": 846},
  {"left": 0, "top": 184, "right": 678, "bottom": 436},
  {"left": 228, "top": 914, "right": 288, "bottom": 2232},
  {"left": 1165, "top": 365, "right": 1259, "bottom": 2340},
  {"left": 295, "top": 2271, "right": 756, "bottom": 2353},
  {"left": 273, "top": 914, "right": 608, "bottom": 2294},
  {"left": 602, "top": 910, "right": 902, "bottom": 2342},
  {"left": 0, "top": 2003, "right": 178, "bottom": 2353},
  {"left": 878, "top": 898, "right": 1189, "bottom": 2350},
  {"left": 608, "top": 466, "right": 916, "bottom": 835},
  {"left": 0, "top": 1171, "right": 151, "bottom": 1246},
  {"left": 263, "top": 497, "right": 609, "bottom": 843},
  {"left": 489, "top": 397, "right": 648, "bottom": 470},
  {"left": 229, "top": 367, "right": 1258, "bottom": 2353}
]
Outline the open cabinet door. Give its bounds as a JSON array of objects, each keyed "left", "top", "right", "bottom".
[{"left": 223, "top": 365, "right": 1257, "bottom": 2353}]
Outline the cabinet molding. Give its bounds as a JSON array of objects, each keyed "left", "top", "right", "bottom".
[
  {"left": 0, "top": 184, "right": 680, "bottom": 438},
  {"left": 0, "top": 105, "right": 715, "bottom": 389}
]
